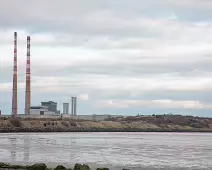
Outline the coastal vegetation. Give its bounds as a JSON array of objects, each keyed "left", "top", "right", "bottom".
[{"left": 0, "top": 114, "right": 212, "bottom": 132}]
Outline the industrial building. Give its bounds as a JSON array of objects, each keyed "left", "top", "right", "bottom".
[
  {"left": 9, "top": 33, "right": 62, "bottom": 117},
  {"left": 29, "top": 101, "right": 60, "bottom": 115},
  {"left": 41, "top": 101, "right": 57, "bottom": 112},
  {"left": 71, "top": 97, "right": 77, "bottom": 116},
  {"left": 41, "top": 101, "right": 60, "bottom": 114},
  {"left": 63, "top": 103, "right": 69, "bottom": 114},
  {"left": 4, "top": 32, "right": 123, "bottom": 120},
  {"left": 30, "top": 106, "right": 55, "bottom": 115},
  {"left": 24, "top": 36, "right": 31, "bottom": 115},
  {"left": 11, "top": 32, "right": 31, "bottom": 116},
  {"left": 12, "top": 32, "right": 18, "bottom": 116}
]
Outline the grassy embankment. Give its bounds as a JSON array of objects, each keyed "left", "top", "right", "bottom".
[{"left": 0, "top": 114, "right": 212, "bottom": 132}]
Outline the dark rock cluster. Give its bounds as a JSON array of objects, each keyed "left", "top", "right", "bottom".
[
  {"left": 0, "top": 163, "right": 46, "bottom": 170},
  {"left": 0, "top": 126, "right": 211, "bottom": 133},
  {"left": 0, "top": 162, "right": 129, "bottom": 170}
]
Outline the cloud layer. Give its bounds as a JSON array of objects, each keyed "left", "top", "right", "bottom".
[{"left": 1, "top": 0, "right": 212, "bottom": 116}]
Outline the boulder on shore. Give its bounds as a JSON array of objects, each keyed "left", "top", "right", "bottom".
[
  {"left": 0, "top": 163, "right": 26, "bottom": 169},
  {"left": 0, "top": 163, "right": 8, "bottom": 168},
  {"left": 28, "top": 163, "right": 47, "bottom": 170},
  {"left": 74, "top": 163, "right": 90, "bottom": 170},
  {"left": 55, "top": 165, "right": 72, "bottom": 170}
]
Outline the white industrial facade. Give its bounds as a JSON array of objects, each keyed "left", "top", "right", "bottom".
[
  {"left": 30, "top": 106, "right": 55, "bottom": 115},
  {"left": 63, "top": 103, "right": 69, "bottom": 114}
]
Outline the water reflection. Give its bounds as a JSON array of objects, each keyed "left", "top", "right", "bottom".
[
  {"left": 9, "top": 136, "right": 30, "bottom": 162},
  {"left": 69, "top": 138, "right": 76, "bottom": 162},
  {"left": 23, "top": 136, "right": 30, "bottom": 162},
  {"left": 10, "top": 137, "right": 16, "bottom": 162},
  {"left": 4, "top": 133, "right": 212, "bottom": 169}
]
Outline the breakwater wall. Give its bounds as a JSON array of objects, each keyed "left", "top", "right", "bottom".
[{"left": 1, "top": 114, "right": 123, "bottom": 121}]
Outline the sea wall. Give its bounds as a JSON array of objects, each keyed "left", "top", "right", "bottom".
[
  {"left": 62, "top": 114, "right": 123, "bottom": 121},
  {"left": 1, "top": 114, "right": 123, "bottom": 121}
]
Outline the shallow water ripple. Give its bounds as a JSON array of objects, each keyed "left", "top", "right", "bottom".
[{"left": 0, "top": 132, "right": 211, "bottom": 170}]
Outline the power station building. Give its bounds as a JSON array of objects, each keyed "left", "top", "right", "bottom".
[
  {"left": 63, "top": 103, "right": 69, "bottom": 114},
  {"left": 71, "top": 97, "right": 77, "bottom": 116},
  {"left": 5, "top": 32, "right": 123, "bottom": 120},
  {"left": 30, "top": 106, "right": 55, "bottom": 115},
  {"left": 29, "top": 101, "right": 60, "bottom": 115},
  {"left": 41, "top": 101, "right": 60, "bottom": 114},
  {"left": 41, "top": 101, "right": 57, "bottom": 112}
]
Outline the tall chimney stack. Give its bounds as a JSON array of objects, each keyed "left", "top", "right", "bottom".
[
  {"left": 25, "top": 36, "right": 31, "bottom": 115},
  {"left": 71, "top": 97, "right": 74, "bottom": 116},
  {"left": 74, "top": 97, "right": 77, "bottom": 116},
  {"left": 12, "top": 32, "right": 18, "bottom": 116}
]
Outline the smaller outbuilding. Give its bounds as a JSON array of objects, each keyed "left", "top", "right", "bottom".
[{"left": 30, "top": 106, "right": 55, "bottom": 115}]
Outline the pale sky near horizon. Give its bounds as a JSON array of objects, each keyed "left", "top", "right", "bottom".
[{"left": 1, "top": 0, "right": 212, "bottom": 116}]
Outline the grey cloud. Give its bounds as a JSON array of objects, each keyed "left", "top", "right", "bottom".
[
  {"left": 0, "top": 0, "right": 212, "bottom": 38},
  {"left": 31, "top": 54, "right": 212, "bottom": 77},
  {"left": 1, "top": 0, "right": 212, "bottom": 115},
  {"left": 2, "top": 53, "right": 212, "bottom": 83}
]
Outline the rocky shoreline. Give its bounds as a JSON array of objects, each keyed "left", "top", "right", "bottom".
[
  {"left": 0, "top": 163, "right": 120, "bottom": 170},
  {"left": 0, "top": 126, "right": 212, "bottom": 133}
]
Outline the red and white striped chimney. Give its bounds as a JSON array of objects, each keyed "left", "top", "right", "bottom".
[
  {"left": 12, "top": 32, "right": 18, "bottom": 116},
  {"left": 25, "top": 36, "right": 31, "bottom": 115}
]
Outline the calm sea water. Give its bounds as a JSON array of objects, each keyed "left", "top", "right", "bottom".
[{"left": 0, "top": 132, "right": 211, "bottom": 170}]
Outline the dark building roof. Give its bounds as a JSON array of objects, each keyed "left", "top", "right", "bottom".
[
  {"left": 30, "top": 106, "right": 48, "bottom": 109},
  {"left": 41, "top": 101, "right": 57, "bottom": 105}
]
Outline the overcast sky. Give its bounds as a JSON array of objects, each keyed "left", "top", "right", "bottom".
[{"left": 1, "top": 0, "right": 212, "bottom": 116}]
